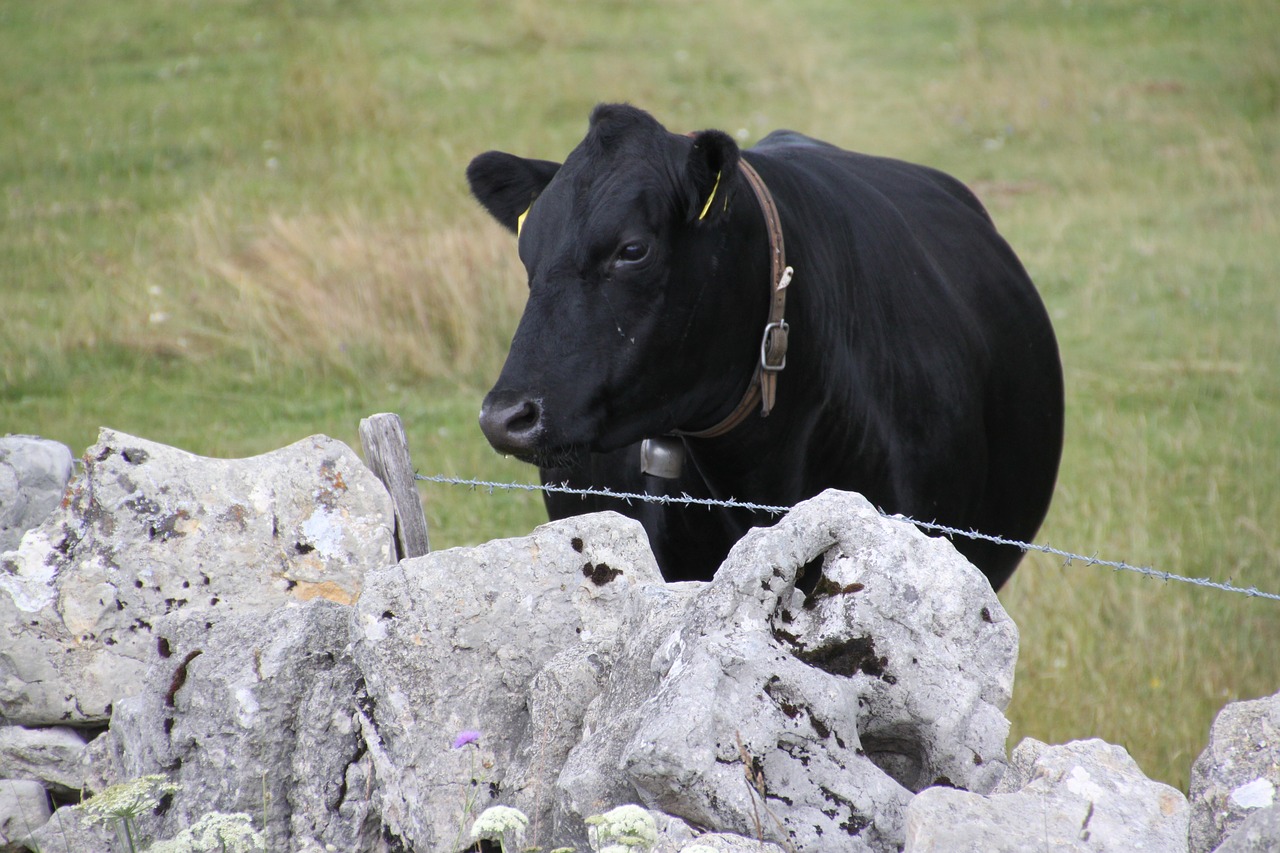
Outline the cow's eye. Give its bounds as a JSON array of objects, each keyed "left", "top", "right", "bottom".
[{"left": 615, "top": 242, "right": 650, "bottom": 265}]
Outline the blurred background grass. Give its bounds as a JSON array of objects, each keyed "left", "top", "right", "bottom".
[{"left": 3, "top": 0, "right": 1277, "bottom": 790}]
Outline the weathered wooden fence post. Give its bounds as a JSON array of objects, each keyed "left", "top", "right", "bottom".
[{"left": 359, "top": 412, "right": 430, "bottom": 560}]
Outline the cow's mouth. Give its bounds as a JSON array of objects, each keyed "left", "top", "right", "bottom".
[{"left": 513, "top": 443, "right": 590, "bottom": 470}]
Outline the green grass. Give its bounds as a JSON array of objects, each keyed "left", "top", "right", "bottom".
[{"left": 3, "top": 0, "right": 1277, "bottom": 791}]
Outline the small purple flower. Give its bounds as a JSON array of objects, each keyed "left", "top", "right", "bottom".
[{"left": 453, "top": 730, "right": 481, "bottom": 749}]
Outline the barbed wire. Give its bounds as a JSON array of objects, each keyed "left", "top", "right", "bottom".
[
  {"left": 415, "top": 473, "right": 1280, "bottom": 603},
  {"left": 417, "top": 473, "right": 793, "bottom": 514}
]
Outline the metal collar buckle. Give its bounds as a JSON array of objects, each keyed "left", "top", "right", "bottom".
[{"left": 761, "top": 320, "right": 789, "bottom": 372}]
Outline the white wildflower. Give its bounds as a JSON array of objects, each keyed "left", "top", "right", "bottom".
[
  {"left": 586, "top": 804, "right": 658, "bottom": 849},
  {"left": 147, "top": 839, "right": 188, "bottom": 853},
  {"left": 470, "top": 805, "right": 529, "bottom": 845},
  {"left": 145, "top": 811, "right": 265, "bottom": 852},
  {"left": 80, "top": 775, "right": 181, "bottom": 825}
]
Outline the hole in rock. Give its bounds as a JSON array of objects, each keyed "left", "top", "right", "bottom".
[
  {"left": 75, "top": 721, "right": 110, "bottom": 743},
  {"left": 800, "top": 547, "right": 869, "bottom": 609},
  {"left": 121, "top": 448, "right": 149, "bottom": 465},
  {"left": 795, "top": 554, "right": 825, "bottom": 598},
  {"left": 49, "top": 787, "right": 85, "bottom": 809},
  {"left": 859, "top": 729, "right": 928, "bottom": 793},
  {"left": 381, "top": 824, "right": 410, "bottom": 852}
]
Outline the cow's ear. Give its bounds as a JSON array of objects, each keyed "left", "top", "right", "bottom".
[
  {"left": 467, "top": 152, "right": 561, "bottom": 234},
  {"left": 684, "top": 130, "right": 741, "bottom": 225}
]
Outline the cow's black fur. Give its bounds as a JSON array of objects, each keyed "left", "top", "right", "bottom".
[{"left": 468, "top": 104, "right": 1063, "bottom": 590}]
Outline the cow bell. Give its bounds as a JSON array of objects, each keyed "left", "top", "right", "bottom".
[{"left": 640, "top": 437, "right": 685, "bottom": 479}]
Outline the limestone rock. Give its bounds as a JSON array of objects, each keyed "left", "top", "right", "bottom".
[
  {"left": 0, "top": 428, "right": 394, "bottom": 726},
  {"left": 0, "top": 436, "right": 73, "bottom": 552},
  {"left": 515, "top": 578, "right": 696, "bottom": 843},
  {"left": 1215, "top": 804, "right": 1280, "bottom": 852},
  {"left": 903, "top": 737, "right": 1190, "bottom": 852},
  {"left": 0, "top": 779, "right": 51, "bottom": 853},
  {"left": 17, "top": 801, "right": 113, "bottom": 853},
  {"left": 1190, "top": 690, "right": 1280, "bottom": 853},
  {"left": 351, "top": 510, "right": 665, "bottom": 852},
  {"left": 567, "top": 489, "right": 1015, "bottom": 853},
  {"left": 75, "top": 730, "right": 120, "bottom": 799},
  {"left": 0, "top": 727, "right": 87, "bottom": 796},
  {"left": 108, "top": 599, "right": 380, "bottom": 852}
]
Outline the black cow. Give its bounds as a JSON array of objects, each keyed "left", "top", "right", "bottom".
[{"left": 467, "top": 104, "right": 1063, "bottom": 591}]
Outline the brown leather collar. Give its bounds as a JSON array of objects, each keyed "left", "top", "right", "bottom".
[{"left": 676, "top": 157, "right": 794, "bottom": 439}]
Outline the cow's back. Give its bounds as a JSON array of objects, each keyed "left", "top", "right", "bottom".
[{"left": 746, "top": 131, "right": 1063, "bottom": 588}]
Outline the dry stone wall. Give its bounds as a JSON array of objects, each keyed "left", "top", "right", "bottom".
[{"left": 0, "top": 430, "right": 1275, "bottom": 853}]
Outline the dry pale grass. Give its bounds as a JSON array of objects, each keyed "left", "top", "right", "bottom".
[{"left": 125, "top": 198, "right": 528, "bottom": 382}]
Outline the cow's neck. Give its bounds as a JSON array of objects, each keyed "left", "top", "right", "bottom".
[
  {"left": 640, "top": 156, "right": 802, "bottom": 481},
  {"left": 682, "top": 384, "right": 828, "bottom": 508},
  {"left": 675, "top": 157, "right": 793, "bottom": 440}
]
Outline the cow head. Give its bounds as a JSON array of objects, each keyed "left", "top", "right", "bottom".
[{"left": 468, "top": 104, "right": 767, "bottom": 466}]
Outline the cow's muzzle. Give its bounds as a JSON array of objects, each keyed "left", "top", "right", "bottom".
[{"left": 479, "top": 391, "right": 545, "bottom": 457}]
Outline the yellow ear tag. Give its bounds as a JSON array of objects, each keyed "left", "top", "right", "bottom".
[
  {"left": 698, "top": 170, "right": 722, "bottom": 221},
  {"left": 516, "top": 205, "right": 531, "bottom": 237}
]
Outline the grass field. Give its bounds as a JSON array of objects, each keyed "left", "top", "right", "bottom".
[{"left": 3, "top": 0, "right": 1277, "bottom": 791}]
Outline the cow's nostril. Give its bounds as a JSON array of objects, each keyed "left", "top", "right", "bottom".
[
  {"left": 479, "top": 394, "right": 545, "bottom": 455},
  {"left": 506, "top": 399, "right": 541, "bottom": 434}
]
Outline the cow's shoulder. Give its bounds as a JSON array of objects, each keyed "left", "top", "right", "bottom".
[
  {"left": 753, "top": 129, "right": 839, "bottom": 154},
  {"left": 749, "top": 132, "right": 992, "bottom": 224}
]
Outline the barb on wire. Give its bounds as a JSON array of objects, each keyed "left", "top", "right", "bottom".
[
  {"left": 415, "top": 474, "right": 790, "bottom": 515},
  {"left": 415, "top": 473, "right": 1280, "bottom": 603}
]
